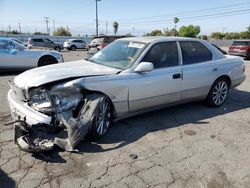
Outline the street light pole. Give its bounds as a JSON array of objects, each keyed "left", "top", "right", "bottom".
[{"left": 96, "top": 0, "right": 101, "bottom": 36}]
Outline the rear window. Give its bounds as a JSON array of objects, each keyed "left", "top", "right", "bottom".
[{"left": 232, "top": 41, "right": 250, "bottom": 46}]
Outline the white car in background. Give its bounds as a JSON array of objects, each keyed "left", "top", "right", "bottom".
[
  {"left": 63, "top": 39, "right": 86, "bottom": 50},
  {"left": 0, "top": 38, "right": 64, "bottom": 70}
]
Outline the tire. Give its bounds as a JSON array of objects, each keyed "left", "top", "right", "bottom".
[
  {"left": 54, "top": 46, "right": 61, "bottom": 52},
  {"left": 70, "top": 45, "right": 76, "bottom": 51},
  {"left": 88, "top": 96, "right": 112, "bottom": 140},
  {"left": 38, "top": 56, "right": 58, "bottom": 67},
  {"left": 206, "top": 78, "right": 230, "bottom": 107}
]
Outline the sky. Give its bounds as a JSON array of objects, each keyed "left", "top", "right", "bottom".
[{"left": 0, "top": 0, "right": 249, "bottom": 36}]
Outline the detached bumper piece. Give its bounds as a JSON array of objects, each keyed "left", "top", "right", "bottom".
[{"left": 14, "top": 122, "right": 55, "bottom": 153}]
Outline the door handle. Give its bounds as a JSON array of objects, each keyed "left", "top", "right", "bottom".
[{"left": 173, "top": 73, "right": 182, "bottom": 79}]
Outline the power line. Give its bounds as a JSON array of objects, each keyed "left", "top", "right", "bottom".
[
  {"left": 116, "top": 2, "right": 250, "bottom": 22},
  {"left": 18, "top": 23, "right": 21, "bottom": 34},
  {"left": 53, "top": 19, "right": 56, "bottom": 33},
  {"left": 118, "top": 8, "right": 250, "bottom": 26},
  {"left": 44, "top": 16, "right": 50, "bottom": 35}
]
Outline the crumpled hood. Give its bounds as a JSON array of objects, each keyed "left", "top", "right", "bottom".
[{"left": 14, "top": 60, "right": 120, "bottom": 89}]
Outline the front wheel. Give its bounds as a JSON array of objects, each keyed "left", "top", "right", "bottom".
[
  {"left": 206, "top": 78, "right": 229, "bottom": 107},
  {"left": 54, "top": 46, "right": 61, "bottom": 51},
  {"left": 89, "top": 96, "right": 112, "bottom": 140}
]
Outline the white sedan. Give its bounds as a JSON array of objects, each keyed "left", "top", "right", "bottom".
[
  {"left": 0, "top": 38, "right": 63, "bottom": 70},
  {"left": 8, "top": 37, "right": 246, "bottom": 152}
]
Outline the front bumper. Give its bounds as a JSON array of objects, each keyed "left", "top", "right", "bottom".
[{"left": 8, "top": 90, "right": 52, "bottom": 125}]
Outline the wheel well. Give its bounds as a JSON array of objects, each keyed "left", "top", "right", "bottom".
[
  {"left": 38, "top": 55, "right": 58, "bottom": 66},
  {"left": 215, "top": 75, "right": 231, "bottom": 88},
  {"left": 85, "top": 90, "right": 116, "bottom": 118}
]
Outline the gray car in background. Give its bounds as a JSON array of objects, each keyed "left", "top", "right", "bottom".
[{"left": 27, "top": 37, "right": 63, "bottom": 51}]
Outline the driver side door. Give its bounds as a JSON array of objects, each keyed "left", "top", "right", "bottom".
[{"left": 128, "top": 42, "right": 182, "bottom": 112}]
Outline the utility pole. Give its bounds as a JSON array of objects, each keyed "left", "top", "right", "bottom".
[
  {"left": 18, "top": 23, "right": 21, "bottom": 34},
  {"left": 132, "top": 27, "right": 135, "bottom": 36},
  {"left": 53, "top": 19, "right": 56, "bottom": 33},
  {"left": 8, "top": 25, "right": 11, "bottom": 32},
  {"left": 106, "top": 21, "right": 108, "bottom": 35},
  {"left": 44, "top": 17, "right": 50, "bottom": 35},
  {"left": 95, "top": 0, "right": 101, "bottom": 36}
]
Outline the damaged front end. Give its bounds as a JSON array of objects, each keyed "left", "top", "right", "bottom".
[{"left": 10, "top": 81, "right": 109, "bottom": 153}]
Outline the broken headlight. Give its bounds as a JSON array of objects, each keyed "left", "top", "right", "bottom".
[
  {"left": 29, "top": 87, "right": 52, "bottom": 109},
  {"left": 29, "top": 87, "right": 82, "bottom": 115}
]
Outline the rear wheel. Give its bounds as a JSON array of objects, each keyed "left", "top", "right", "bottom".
[
  {"left": 38, "top": 56, "right": 58, "bottom": 67},
  {"left": 206, "top": 78, "right": 229, "bottom": 107}
]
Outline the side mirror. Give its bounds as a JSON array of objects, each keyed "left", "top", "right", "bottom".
[{"left": 135, "top": 62, "right": 154, "bottom": 73}]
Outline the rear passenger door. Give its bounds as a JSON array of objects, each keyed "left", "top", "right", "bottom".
[{"left": 180, "top": 41, "right": 218, "bottom": 101}]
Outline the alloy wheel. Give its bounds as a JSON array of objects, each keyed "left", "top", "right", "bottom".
[
  {"left": 212, "top": 80, "right": 228, "bottom": 106},
  {"left": 96, "top": 99, "right": 111, "bottom": 136}
]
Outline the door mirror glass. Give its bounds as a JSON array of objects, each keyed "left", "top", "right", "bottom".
[{"left": 135, "top": 62, "right": 154, "bottom": 73}]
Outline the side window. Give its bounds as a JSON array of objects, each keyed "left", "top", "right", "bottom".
[
  {"left": 0, "top": 40, "right": 14, "bottom": 50},
  {"left": 0, "top": 41, "right": 10, "bottom": 50},
  {"left": 33, "top": 39, "right": 43, "bottom": 42},
  {"left": 180, "top": 41, "right": 213, "bottom": 65},
  {"left": 142, "top": 42, "right": 179, "bottom": 68}
]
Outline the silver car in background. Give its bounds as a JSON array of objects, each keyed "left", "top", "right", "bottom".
[
  {"left": 0, "top": 38, "right": 63, "bottom": 70},
  {"left": 7, "top": 37, "right": 246, "bottom": 152}
]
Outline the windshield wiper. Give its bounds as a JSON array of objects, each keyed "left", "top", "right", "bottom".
[{"left": 86, "top": 58, "right": 96, "bottom": 63}]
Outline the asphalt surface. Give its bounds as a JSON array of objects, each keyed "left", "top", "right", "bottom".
[{"left": 0, "top": 49, "right": 250, "bottom": 188}]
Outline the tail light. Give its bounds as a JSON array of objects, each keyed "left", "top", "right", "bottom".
[
  {"left": 240, "top": 46, "right": 248, "bottom": 51},
  {"left": 98, "top": 43, "right": 106, "bottom": 49}
]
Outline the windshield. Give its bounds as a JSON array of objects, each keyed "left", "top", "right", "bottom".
[{"left": 89, "top": 40, "right": 146, "bottom": 69}]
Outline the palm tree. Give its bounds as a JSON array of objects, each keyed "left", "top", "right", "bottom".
[
  {"left": 113, "top": 21, "right": 119, "bottom": 35},
  {"left": 173, "top": 17, "right": 179, "bottom": 36}
]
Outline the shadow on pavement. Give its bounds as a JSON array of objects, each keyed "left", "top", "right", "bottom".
[
  {"left": 0, "top": 70, "right": 24, "bottom": 76},
  {"left": 77, "top": 88, "right": 250, "bottom": 153},
  {"left": 31, "top": 147, "right": 67, "bottom": 163},
  {"left": 10, "top": 88, "right": 249, "bottom": 161},
  {"left": 0, "top": 168, "right": 16, "bottom": 188}
]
